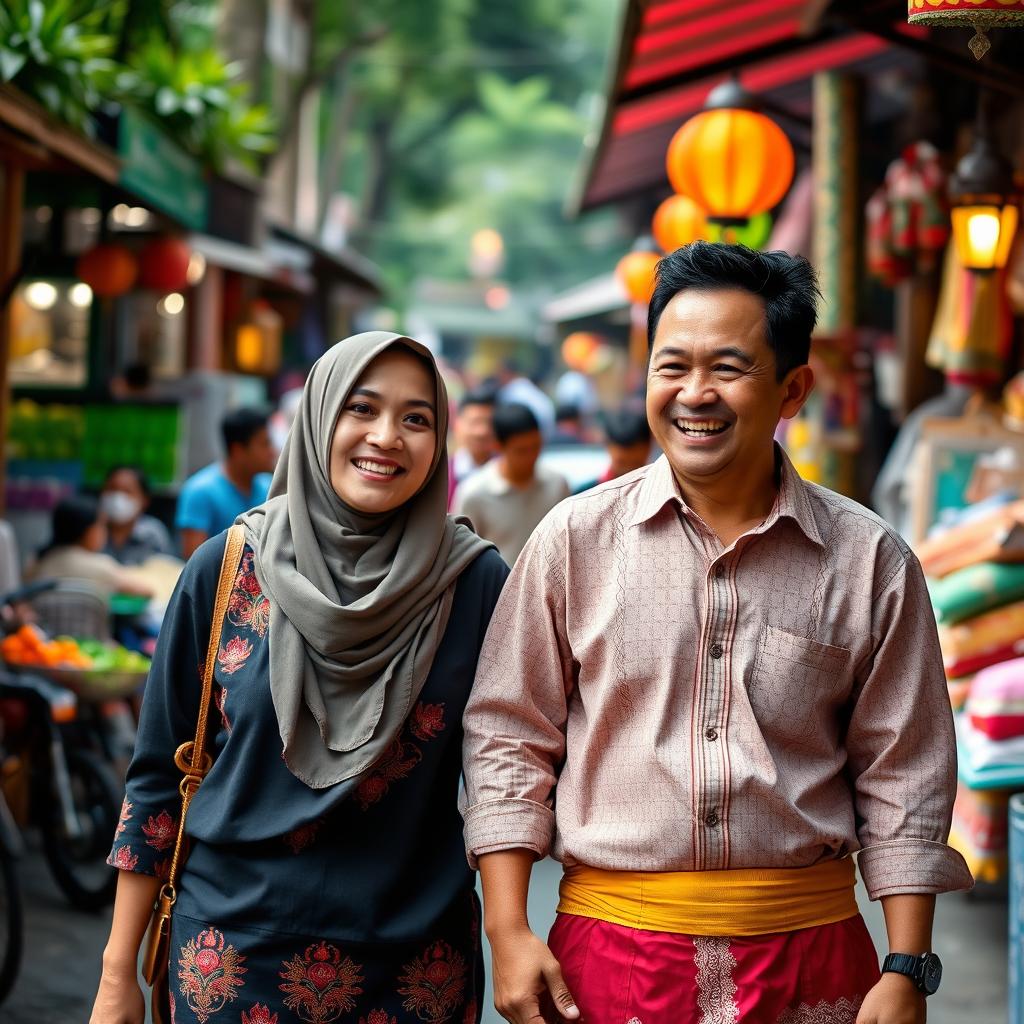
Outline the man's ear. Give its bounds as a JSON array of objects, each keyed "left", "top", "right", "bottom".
[{"left": 780, "top": 365, "right": 815, "bottom": 421}]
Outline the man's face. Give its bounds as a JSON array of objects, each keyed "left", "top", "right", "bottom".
[
  {"left": 239, "top": 427, "right": 278, "bottom": 476},
  {"left": 646, "top": 288, "right": 811, "bottom": 483},
  {"left": 606, "top": 440, "right": 650, "bottom": 480},
  {"left": 500, "top": 429, "right": 543, "bottom": 482},
  {"left": 456, "top": 403, "right": 496, "bottom": 466}
]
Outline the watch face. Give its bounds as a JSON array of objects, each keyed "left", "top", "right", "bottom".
[{"left": 921, "top": 954, "right": 942, "bottom": 995}]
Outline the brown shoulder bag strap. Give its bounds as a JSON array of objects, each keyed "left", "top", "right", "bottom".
[{"left": 163, "top": 523, "right": 246, "bottom": 900}]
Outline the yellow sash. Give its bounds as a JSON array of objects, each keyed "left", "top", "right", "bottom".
[{"left": 557, "top": 858, "right": 858, "bottom": 937}]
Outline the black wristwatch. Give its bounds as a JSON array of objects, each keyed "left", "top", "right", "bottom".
[{"left": 881, "top": 952, "right": 942, "bottom": 995}]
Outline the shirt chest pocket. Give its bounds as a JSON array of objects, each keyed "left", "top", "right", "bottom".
[{"left": 748, "top": 624, "right": 852, "bottom": 741}]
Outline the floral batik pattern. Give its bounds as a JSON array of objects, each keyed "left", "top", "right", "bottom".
[
  {"left": 228, "top": 551, "right": 271, "bottom": 638},
  {"left": 397, "top": 939, "right": 468, "bottom": 1023},
  {"left": 142, "top": 809, "right": 177, "bottom": 851},
  {"left": 355, "top": 702, "right": 447, "bottom": 810},
  {"left": 218, "top": 635, "right": 253, "bottom": 676},
  {"left": 177, "top": 926, "right": 247, "bottom": 1023},
  {"left": 360, "top": 1012, "right": 398, "bottom": 1024},
  {"left": 283, "top": 820, "right": 323, "bottom": 855},
  {"left": 278, "top": 940, "right": 364, "bottom": 1023},
  {"left": 693, "top": 937, "right": 739, "bottom": 1024},
  {"left": 241, "top": 1005, "right": 279, "bottom": 1024},
  {"left": 776, "top": 997, "right": 863, "bottom": 1024},
  {"left": 116, "top": 797, "right": 132, "bottom": 839},
  {"left": 110, "top": 844, "right": 139, "bottom": 870}
]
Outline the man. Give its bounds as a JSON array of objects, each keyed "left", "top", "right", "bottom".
[
  {"left": 462, "top": 243, "right": 971, "bottom": 1024},
  {"left": 574, "top": 406, "right": 652, "bottom": 493},
  {"left": 499, "top": 362, "right": 556, "bottom": 437},
  {"left": 549, "top": 403, "right": 586, "bottom": 446},
  {"left": 453, "top": 403, "right": 569, "bottom": 566},
  {"left": 176, "top": 407, "right": 276, "bottom": 559},
  {"left": 101, "top": 465, "right": 175, "bottom": 566},
  {"left": 451, "top": 387, "right": 498, "bottom": 486}
]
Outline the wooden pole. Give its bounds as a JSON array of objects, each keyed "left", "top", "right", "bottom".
[{"left": 0, "top": 159, "right": 25, "bottom": 517}]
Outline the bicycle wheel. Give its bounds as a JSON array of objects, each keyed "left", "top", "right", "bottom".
[
  {"left": 42, "top": 748, "right": 119, "bottom": 911},
  {"left": 0, "top": 832, "right": 22, "bottom": 1005}
]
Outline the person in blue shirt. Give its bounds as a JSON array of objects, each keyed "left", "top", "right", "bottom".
[{"left": 176, "top": 408, "right": 277, "bottom": 559}]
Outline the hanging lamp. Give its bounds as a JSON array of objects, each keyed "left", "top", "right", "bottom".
[{"left": 908, "top": 0, "right": 1024, "bottom": 60}]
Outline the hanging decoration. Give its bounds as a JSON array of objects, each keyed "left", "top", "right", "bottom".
[
  {"left": 561, "top": 332, "right": 611, "bottom": 375},
  {"left": 706, "top": 212, "right": 773, "bottom": 249},
  {"left": 137, "top": 237, "right": 192, "bottom": 293},
  {"left": 75, "top": 244, "right": 138, "bottom": 298},
  {"left": 616, "top": 237, "right": 661, "bottom": 305},
  {"left": 666, "top": 78, "right": 794, "bottom": 225},
  {"left": 865, "top": 141, "right": 949, "bottom": 286},
  {"left": 651, "top": 195, "right": 708, "bottom": 253},
  {"left": 907, "top": 0, "right": 1024, "bottom": 60}
]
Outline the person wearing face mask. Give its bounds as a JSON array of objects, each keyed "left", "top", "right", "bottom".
[
  {"left": 101, "top": 466, "right": 175, "bottom": 567},
  {"left": 90, "top": 333, "right": 507, "bottom": 1024},
  {"left": 28, "top": 494, "right": 155, "bottom": 602}
]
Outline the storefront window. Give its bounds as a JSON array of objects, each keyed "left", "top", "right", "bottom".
[{"left": 9, "top": 278, "right": 91, "bottom": 388}]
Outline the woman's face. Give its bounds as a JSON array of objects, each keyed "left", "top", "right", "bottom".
[{"left": 329, "top": 348, "right": 438, "bottom": 514}]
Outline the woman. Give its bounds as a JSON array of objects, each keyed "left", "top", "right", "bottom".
[
  {"left": 28, "top": 494, "right": 155, "bottom": 601},
  {"left": 90, "top": 333, "right": 507, "bottom": 1024},
  {"left": 100, "top": 466, "right": 175, "bottom": 567}
]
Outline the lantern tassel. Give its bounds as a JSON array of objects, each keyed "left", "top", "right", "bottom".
[{"left": 968, "top": 22, "right": 992, "bottom": 60}]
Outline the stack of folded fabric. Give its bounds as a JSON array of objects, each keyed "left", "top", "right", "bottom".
[{"left": 920, "top": 508, "right": 1024, "bottom": 710}]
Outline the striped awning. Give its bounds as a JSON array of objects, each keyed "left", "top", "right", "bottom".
[{"left": 574, "top": 0, "right": 892, "bottom": 212}]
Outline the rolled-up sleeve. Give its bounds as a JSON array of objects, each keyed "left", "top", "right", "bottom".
[
  {"left": 461, "top": 510, "right": 575, "bottom": 867},
  {"left": 847, "top": 553, "right": 973, "bottom": 899}
]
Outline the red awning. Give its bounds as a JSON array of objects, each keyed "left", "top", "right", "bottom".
[{"left": 574, "top": 0, "right": 891, "bottom": 212}]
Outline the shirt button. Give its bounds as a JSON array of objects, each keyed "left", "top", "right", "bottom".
[
  {"left": 710, "top": 643, "right": 723, "bottom": 660},
  {"left": 705, "top": 726, "right": 718, "bottom": 741},
  {"left": 714, "top": 565, "right": 725, "bottom": 579},
  {"left": 705, "top": 811, "right": 719, "bottom": 827}
]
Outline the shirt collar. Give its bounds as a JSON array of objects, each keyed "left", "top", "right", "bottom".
[{"left": 629, "top": 445, "right": 825, "bottom": 548}]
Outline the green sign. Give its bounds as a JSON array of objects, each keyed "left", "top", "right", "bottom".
[{"left": 118, "top": 108, "right": 208, "bottom": 230}]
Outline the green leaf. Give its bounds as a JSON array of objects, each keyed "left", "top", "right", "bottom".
[{"left": 0, "top": 47, "right": 27, "bottom": 81}]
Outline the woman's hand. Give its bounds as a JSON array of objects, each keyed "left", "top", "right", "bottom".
[
  {"left": 856, "top": 973, "right": 926, "bottom": 1024},
  {"left": 89, "top": 961, "right": 145, "bottom": 1024},
  {"left": 489, "top": 923, "right": 580, "bottom": 1024}
]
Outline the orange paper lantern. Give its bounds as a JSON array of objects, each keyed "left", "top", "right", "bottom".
[
  {"left": 75, "top": 244, "right": 137, "bottom": 298},
  {"left": 561, "top": 332, "right": 601, "bottom": 372},
  {"left": 666, "top": 82, "right": 794, "bottom": 224},
  {"left": 652, "top": 195, "right": 708, "bottom": 253},
  {"left": 616, "top": 250, "right": 660, "bottom": 305},
  {"left": 138, "top": 237, "right": 192, "bottom": 293}
]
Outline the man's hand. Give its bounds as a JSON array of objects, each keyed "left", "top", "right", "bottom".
[
  {"left": 856, "top": 973, "right": 926, "bottom": 1024},
  {"left": 489, "top": 924, "right": 580, "bottom": 1024}
]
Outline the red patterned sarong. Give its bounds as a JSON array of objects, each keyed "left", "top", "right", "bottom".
[{"left": 548, "top": 912, "right": 880, "bottom": 1024}]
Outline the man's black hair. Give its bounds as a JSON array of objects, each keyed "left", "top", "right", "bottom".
[
  {"left": 42, "top": 494, "right": 100, "bottom": 555},
  {"left": 555, "top": 403, "right": 581, "bottom": 424},
  {"left": 492, "top": 403, "right": 540, "bottom": 444},
  {"left": 459, "top": 386, "right": 498, "bottom": 411},
  {"left": 602, "top": 408, "right": 651, "bottom": 448},
  {"left": 103, "top": 464, "right": 152, "bottom": 498},
  {"left": 221, "top": 407, "right": 270, "bottom": 452},
  {"left": 647, "top": 241, "right": 820, "bottom": 380}
]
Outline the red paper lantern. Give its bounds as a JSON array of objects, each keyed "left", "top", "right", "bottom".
[
  {"left": 652, "top": 195, "right": 708, "bottom": 253},
  {"left": 75, "top": 244, "right": 138, "bottom": 298},
  {"left": 908, "top": 0, "right": 1024, "bottom": 59},
  {"left": 616, "top": 250, "right": 661, "bottom": 305},
  {"left": 137, "top": 237, "right": 192, "bottom": 293}
]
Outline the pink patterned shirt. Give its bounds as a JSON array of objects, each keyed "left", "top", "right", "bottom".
[{"left": 461, "top": 450, "right": 973, "bottom": 900}]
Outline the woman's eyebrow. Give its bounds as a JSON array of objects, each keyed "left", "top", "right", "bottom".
[{"left": 351, "top": 387, "right": 435, "bottom": 412}]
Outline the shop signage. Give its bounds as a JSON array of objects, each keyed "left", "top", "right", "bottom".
[{"left": 117, "top": 108, "right": 208, "bottom": 230}]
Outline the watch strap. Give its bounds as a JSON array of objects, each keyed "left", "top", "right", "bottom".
[{"left": 882, "top": 953, "right": 920, "bottom": 979}]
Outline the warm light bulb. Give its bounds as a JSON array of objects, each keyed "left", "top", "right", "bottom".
[
  {"left": 68, "top": 283, "right": 93, "bottom": 308},
  {"left": 967, "top": 212, "right": 1000, "bottom": 260},
  {"left": 24, "top": 281, "right": 58, "bottom": 310},
  {"left": 186, "top": 253, "right": 206, "bottom": 285},
  {"left": 158, "top": 293, "right": 185, "bottom": 316}
]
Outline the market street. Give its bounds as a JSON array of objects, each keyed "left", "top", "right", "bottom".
[{"left": 5, "top": 848, "right": 1009, "bottom": 1023}]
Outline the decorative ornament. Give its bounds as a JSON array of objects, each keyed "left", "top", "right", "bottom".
[
  {"left": 907, "top": 0, "right": 1024, "bottom": 60},
  {"left": 560, "top": 331, "right": 611, "bottom": 375},
  {"left": 706, "top": 212, "right": 773, "bottom": 249},
  {"left": 651, "top": 195, "right": 708, "bottom": 252},
  {"left": 75, "top": 244, "right": 137, "bottom": 297},
  {"left": 666, "top": 78, "right": 794, "bottom": 225},
  {"left": 137, "top": 236, "right": 192, "bottom": 293},
  {"left": 615, "top": 237, "right": 661, "bottom": 305}
]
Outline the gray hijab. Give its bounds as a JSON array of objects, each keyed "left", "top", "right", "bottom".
[{"left": 238, "top": 331, "right": 492, "bottom": 789}]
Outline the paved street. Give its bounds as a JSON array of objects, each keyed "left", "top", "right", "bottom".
[{"left": 3, "top": 846, "right": 1009, "bottom": 1022}]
